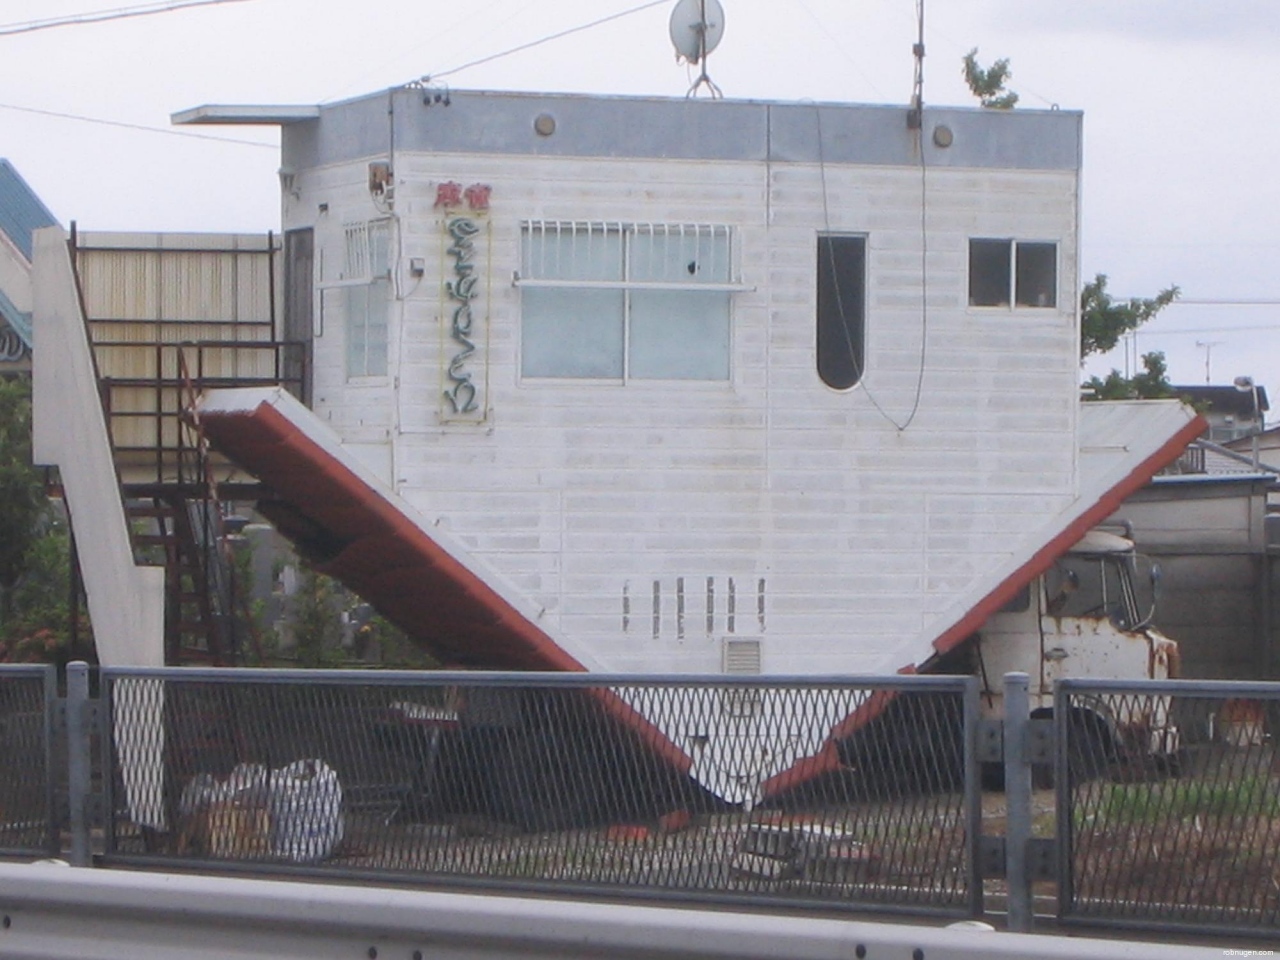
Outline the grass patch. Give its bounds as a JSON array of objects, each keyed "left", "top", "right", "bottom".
[{"left": 1080, "top": 776, "right": 1280, "bottom": 826}]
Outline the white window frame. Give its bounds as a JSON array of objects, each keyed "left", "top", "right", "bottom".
[
  {"left": 515, "top": 221, "right": 749, "bottom": 383},
  {"left": 967, "top": 237, "right": 1059, "bottom": 309},
  {"left": 340, "top": 219, "right": 393, "bottom": 379}
]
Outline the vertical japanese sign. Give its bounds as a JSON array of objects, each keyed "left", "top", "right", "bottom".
[{"left": 437, "top": 180, "right": 491, "bottom": 423}]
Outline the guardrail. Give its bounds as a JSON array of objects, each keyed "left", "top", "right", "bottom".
[{"left": 0, "top": 862, "right": 1217, "bottom": 960}]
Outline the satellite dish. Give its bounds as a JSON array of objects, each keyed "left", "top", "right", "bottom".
[{"left": 669, "top": 0, "right": 725, "bottom": 66}]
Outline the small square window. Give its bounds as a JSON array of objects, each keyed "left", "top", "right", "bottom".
[
  {"left": 1015, "top": 242, "right": 1057, "bottom": 308},
  {"left": 968, "top": 239, "right": 1012, "bottom": 307},
  {"left": 969, "top": 238, "right": 1057, "bottom": 309}
]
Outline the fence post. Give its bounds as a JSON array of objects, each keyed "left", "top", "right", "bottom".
[
  {"left": 66, "top": 660, "right": 92, "bottom": 867},
  {"left": 1002, "top": 671, "right": 1033, "bottom": 932}
]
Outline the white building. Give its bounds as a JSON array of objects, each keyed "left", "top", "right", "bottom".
[{"left": 164, "top": 88, "right": 1202, "bottom": 684}]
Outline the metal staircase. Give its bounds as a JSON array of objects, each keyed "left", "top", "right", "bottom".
[{"left": 68, "top": 229, "right": 306, "bottom": 664}]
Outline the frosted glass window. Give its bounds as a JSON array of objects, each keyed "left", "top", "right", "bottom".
[
  {"left": 520, "top": 223, "right": 732, "bottom": 382},
  {"left": 522, "top": 224, "right": 622, "bottom": 282},
  {"left": 346, "top": 277, "right": 389, "bottom": 377},
  {"left": 630, "top": 291, "right": 730, "bottom": 380},
  {"left": 630, "top": 226, "right": 730, "bottom": 284},
  {"left": 343, "top": 218, "right": 392, "bottom": 378},
  {"left": 521, "top": 288, "right": 624, "bottom": 378}
]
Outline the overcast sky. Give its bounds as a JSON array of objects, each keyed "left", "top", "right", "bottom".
[{"left": 4, "top": 0, "right": 1278, "bottom": 401}]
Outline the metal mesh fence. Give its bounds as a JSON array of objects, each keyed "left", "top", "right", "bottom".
[
  {"left": 1056, "top": 679, "right": 1280, "bottom": 937},
  {"left": 99, "top": 668, "right": 980, "bottom": 917},
  {"left": 0, "top": 665, "right": 57, "bottom": 857}
]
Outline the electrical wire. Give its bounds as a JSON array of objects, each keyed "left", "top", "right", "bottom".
[
  {"left": 815, "top": 102, "right": 926, "bottom": 433},
  {"left": 1169, "top": 299, "right": 1280, "bottom": 306},
  {"left": 813, "top": 0, "right": 929, "bottom": 433},
  {"left": 0, "top": 102, "right": 277, "bottom": 149},
  {"left": 1138, "top": 323, "right": 1280, "bottom": 335},
  {"left": 0, "top": 0, "right": 254, "bottom": 37},
  {"left": 794, "top": 0, "right": 887, "bottom": 100},
  {"left": 318, "top": 0, "right": 526, "bottom": 104},
  {"left": 427, "top": 0, "right": 668, "bottom": 81},
  {"left": 898, "top": 0, "right": 929, "bottom": 432}
]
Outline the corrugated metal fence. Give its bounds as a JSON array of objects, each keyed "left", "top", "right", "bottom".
[{"left": 8, "top": 661, "right": 1280, "bottom": 941}]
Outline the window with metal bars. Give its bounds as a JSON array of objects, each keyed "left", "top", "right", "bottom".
[
  {"left": 342, "top": 219, "right": 392, "bottom": 377},
  {"left": 517, "top": 222, "right": 736, "bottom": 381}
]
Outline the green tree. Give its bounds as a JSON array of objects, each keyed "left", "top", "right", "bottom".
[
  {"left": 0, "top": 377, "right": 47, "bottom": 624},
  {"left": 1083, "top": 351, "right": 1176, "bottom": 401},
  {"left": 1080, "top": 274, "right": 1180, "bottom": 400},
  {"left": 962, "top": 48, "right": 1019, "bottom": 109},
  {"left": 1080, "top": 274, "right": 1180, "bottom": 360}
]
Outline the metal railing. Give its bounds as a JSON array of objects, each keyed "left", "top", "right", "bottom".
[
  {"left": 1055, "top": 678, "right": 1280, "bottom": 939},
  {"left": 18, "top": 661, "right": 1280, "bottom": 941},
  {"left": 0, "top": 664, "right": 58, "bottom": 858},
  {"left": 0, "top": 861, "right": 1213, "bottom": 960},
  {"left": 94, "top": 667, "right": 983, "bottom": 919}
]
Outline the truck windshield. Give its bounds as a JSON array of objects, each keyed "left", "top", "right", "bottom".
[{"left": 1044, "top": 554, "right": 1140, "bottom": 627}]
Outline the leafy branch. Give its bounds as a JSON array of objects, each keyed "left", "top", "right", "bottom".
[{"left": 962, "top": 48, "right": 1019, "bottom": 109}]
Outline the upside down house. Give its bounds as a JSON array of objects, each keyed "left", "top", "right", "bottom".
[{"left": 33, "top": 87, "right": 1204, "bottom": 804}]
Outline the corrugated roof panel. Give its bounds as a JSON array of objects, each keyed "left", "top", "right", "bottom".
[{"left": 0, "top": 160, "right": 58, "bottom": 261}]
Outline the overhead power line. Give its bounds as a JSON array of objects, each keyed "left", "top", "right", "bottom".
[
  {"left": 1173, "top": 298, "right": 1280, "bottom": 306},
  {"left": 429, "top": 0, "right": 668, "bottom": 80},
  {"left": 0, "top": 102, "right": 277, "bottom": 149},
  {"left": 0, "top": 0, "right": 254, "bottom": 37}
]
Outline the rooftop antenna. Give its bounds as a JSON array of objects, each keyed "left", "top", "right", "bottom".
[
  {"left": 670, "top": 0, "right": 724, "bottom": 99},
  {"left": 1196, "top": 339, "right": 1225, "bottom": 384},
  {"left": 907, "top": 0, "right": 925, "bottom": 128}
]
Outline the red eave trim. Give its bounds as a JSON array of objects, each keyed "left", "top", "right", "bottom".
[
  {"left": 761, "top": 412, "right": 1207, "bottom": 799},
  {"left": 200, "top": 400, "right": 694, "bottom": 775},
  {"left": 930, "top": 412, "right": 1208, "bottom": 657}
]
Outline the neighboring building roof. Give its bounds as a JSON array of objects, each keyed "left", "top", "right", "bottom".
[
  {"left": 0, "top": 160, "right": 58, "bottom": 261},
  {"left": 0, "top": 286, "right": 31, "bottom": 350},
  {"left": 1173, "top": 384, "right": 1269, "bottom": 418}
]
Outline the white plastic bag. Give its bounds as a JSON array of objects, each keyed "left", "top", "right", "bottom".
[{"left": 268, "top": 759, "right": 344, "bottom": 863}]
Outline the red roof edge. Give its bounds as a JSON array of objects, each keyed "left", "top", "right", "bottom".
[
  {"left": 200, "top": 397, "right": 693, "bottom": 776},
  {"left": 929, "top": 411, "right": 1207, "bottom": 657},
  {"left": 760, "top": 411, "right": 1207, "bottom": 799}
]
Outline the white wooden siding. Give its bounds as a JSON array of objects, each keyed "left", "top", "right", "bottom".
[{"left": 288, "top": 149, "right": 1080, "bottom": 675}]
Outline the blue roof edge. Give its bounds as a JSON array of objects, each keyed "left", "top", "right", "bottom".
[{"left": 0, "top": 159, "right": 59, "bottom": 261}]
